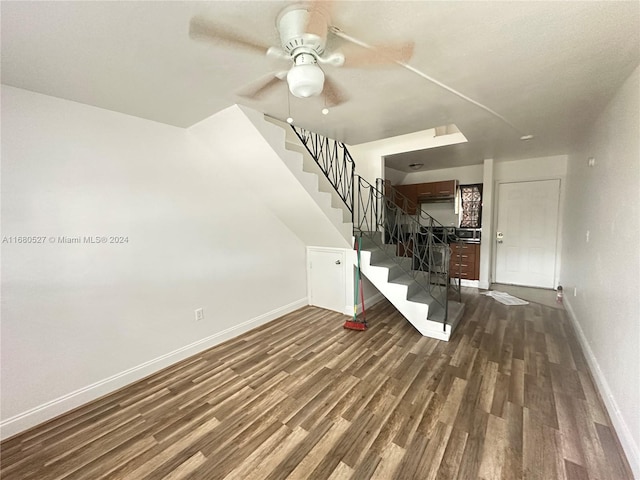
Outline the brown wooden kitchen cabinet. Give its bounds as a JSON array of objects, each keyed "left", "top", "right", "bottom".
[
  {"left": 393, "top": 184, "right": 418, "bottom": 214},
  {"left": 394, "top": 180, "right": 458, "bottom": 205},
  {"left": 433, "top": 180, "right": 457, "bottom": 196},
  {"left": 414, "top": 182, "right": 436, "bottom": 197},
  {"left": 449, "top": 242, "right": 480, "bottom": 280},
  {"left": 416, "top": 180, "right": 457, "bottom": 199}
]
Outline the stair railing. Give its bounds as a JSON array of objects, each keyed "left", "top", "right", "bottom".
[
  {"left": 355, "top": 177, "right": 451, "bottom": 327},
  {"left": 385, "top": 184, "right": 463, "bottom": 302},
  {"left": 290, "top": 126, "right": 354, "bottom": 218},
  {"left": 291, "top": 124, "right": 459, "bottom": 329}
]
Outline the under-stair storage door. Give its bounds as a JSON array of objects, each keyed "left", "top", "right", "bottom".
[{"left": 307, "top": 247, "right": 346, "bottom": 314}]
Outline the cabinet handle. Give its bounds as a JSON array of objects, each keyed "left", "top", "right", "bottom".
[{"left": 335, "top": 260, "right": 341, "bottom": 265}]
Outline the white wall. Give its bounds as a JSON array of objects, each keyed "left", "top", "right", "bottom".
[
  {"left": 402, "top": 164, "right": 484, "bottom": 185},
  {"left": 479, "top": 159, "right": 494, "bottom": 289},
  {"left": 384, "top": 166, "right": 408, "bottom": 185},
  {"left": 560, "top": 66, "right": 640, "bottom": 476},
  {"left": 192, "top": 107, "right": 351, "bottom": 248},
  {"left": 348, "top": 127, "right": 466, "bottom": 186},
  {"left": 494, "top": 154, "right": 567, "bottom": 181},
  {"left": 0, "top": 86, "right": 308, "bottom": 438}
]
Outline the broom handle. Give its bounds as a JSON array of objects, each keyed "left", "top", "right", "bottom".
[
  {"left": 353, "top": 238, "right": 360, "bottom": 321},
  {"left": 358, "top": 237, "right": 366, "bottom": 320}
]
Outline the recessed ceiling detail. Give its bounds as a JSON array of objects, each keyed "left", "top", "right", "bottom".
[
  {"left": 382, "top": 124, "right": 468, "bottom": 172},
  {"left": 435, "top": 124, "right": 461, "bottom": 137}
]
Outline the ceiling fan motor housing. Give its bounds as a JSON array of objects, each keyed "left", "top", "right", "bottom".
[{"left": 276, "top": 5, "right": 328, "bottom": 57}]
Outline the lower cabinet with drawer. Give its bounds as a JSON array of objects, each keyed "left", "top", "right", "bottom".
[{"left": 449, "top": 242, "right": 480, "bottom": 280}]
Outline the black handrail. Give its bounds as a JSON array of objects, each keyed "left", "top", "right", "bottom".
[{"left": 290, "top": 126, "right": 354, "bottom": 219}]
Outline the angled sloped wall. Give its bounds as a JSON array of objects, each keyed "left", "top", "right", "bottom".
[
  {"left": 189, "top": 105, "right": 351, "bottom": 249},
  {"left": 0, "top": 88, "right": 311, "bottom": 439}
]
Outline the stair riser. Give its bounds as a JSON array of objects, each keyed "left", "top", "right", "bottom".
[
  {"left": 367, "top": 245, "right": 400, "bottom": 264},
  {"left": 386, "top": 265, "right": 409, "bottom": 282}
]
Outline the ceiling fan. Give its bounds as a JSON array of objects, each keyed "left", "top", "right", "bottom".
[{"left": 189, "top": 1, "right": 414, "bottom": 107}]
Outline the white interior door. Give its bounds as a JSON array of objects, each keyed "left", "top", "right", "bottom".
[
  {"left": 308, "top": 248, "right": 346, "bottom": 313},
  {"left": 495, "top": 179, "right": 560, "bottom": 288}
]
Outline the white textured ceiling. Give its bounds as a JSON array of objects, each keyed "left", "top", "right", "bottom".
[{"left": 2, "top": 1, "right": 639, "bottom": 170}]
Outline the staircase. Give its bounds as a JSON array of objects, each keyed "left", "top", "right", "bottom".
[
  {"left": 241, "top": 106, "right": 464, "bottom": 341},
  {"left": 357, "top": 234, "right": 464, "bottom": 341},
  {"left": 351, "top": 176, "right": 465, "bottom": 341}
]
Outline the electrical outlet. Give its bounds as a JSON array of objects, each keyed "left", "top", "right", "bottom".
[
  {"left": 574, "top": 287, "right": 577, "bottom": 297},
  {"left": 195, "top": 308, "right": 204, "bottom": 322},
  {"left": 586, "top": 230, "right": 590, "bottom": 243}
]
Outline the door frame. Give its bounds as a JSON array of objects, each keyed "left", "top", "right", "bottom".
[{"left": 491, "top": 177, "right": 564, "bottom": 289}]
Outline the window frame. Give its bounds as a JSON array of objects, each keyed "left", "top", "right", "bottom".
[{"left": 459, "top": 183, "right": 483, "bottom": 228}]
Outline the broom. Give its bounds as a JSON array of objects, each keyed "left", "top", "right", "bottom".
[{"left": 344, "top": 236, "right": 367, "bottom": 331}]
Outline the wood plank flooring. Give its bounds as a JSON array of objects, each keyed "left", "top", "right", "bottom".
[{"left": 1, "top": 289, "right": 633, "bottom": 479}]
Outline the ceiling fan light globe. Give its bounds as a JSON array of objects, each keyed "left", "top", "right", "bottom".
[{"left": 287, "top": 64, "right": 324, "bottom": 98}]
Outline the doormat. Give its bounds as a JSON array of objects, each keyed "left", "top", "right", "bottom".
[{"left": 483, "top": 290, "right": 529, "bottom": 306}]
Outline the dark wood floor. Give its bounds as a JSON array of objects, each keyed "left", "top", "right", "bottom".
[{"left": 1, "top": 289, "right": 633, "bottom": 479}]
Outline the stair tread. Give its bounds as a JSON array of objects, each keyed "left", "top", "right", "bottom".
[
  {"left": 387, "top": 273, "right": 415, "bottom": 286},
  {"left": 428, "top": 300, "right": 465, "bottom": 323},
  {"left": 370, "top": 258, "right": 411, "bottom": 269},
  {"left": 406, "top": 290, "right": 438, "bottom": 306}
]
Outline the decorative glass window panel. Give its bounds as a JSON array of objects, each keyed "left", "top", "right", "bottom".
[{"left": 459, "top": 184, "right": 483, "bottom": 228}]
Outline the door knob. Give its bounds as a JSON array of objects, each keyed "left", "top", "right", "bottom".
[{"left": 335, "top": 260, "right": 341, "bottom": 265}]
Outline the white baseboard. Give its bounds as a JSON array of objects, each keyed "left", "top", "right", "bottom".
[
  {"left": 0, "top": 297, "right": 308, "bottom": 441},
  {"left": 450, "top": 279, "right": 481, "bottom": 289},
  {"left": 342, "top": 292, "right": 385, "bottom": 316},
  {"left": 564, "top": 299, "right": 640, "bottom": 478}
]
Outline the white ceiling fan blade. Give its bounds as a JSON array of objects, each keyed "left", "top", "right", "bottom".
[
  {"left": 236, "top": 72, "right": 287, "bottom": 100},
  {"left": 317, "top": 51, "right": 345, "bottom": 67},
  {"left": 189, "top": 16, "right": 270, "bottom": 55},
  {"left": 322, "top": 76, "right": 348, "bottom": 106},
  {"left": 342, "top": 42, "right": 414, "bottom": 67},
  {"left": 304, "top": 0, "right": 333, "bottom": 37},
  {"left": 330, "top": 35, "right": 415, "bottom": 67},
  {"left": 275, "top": 70, "right": 288, "bottom": 80},
  {"left": 266, "top": 47, "right": 291, "bottom": 62}
]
